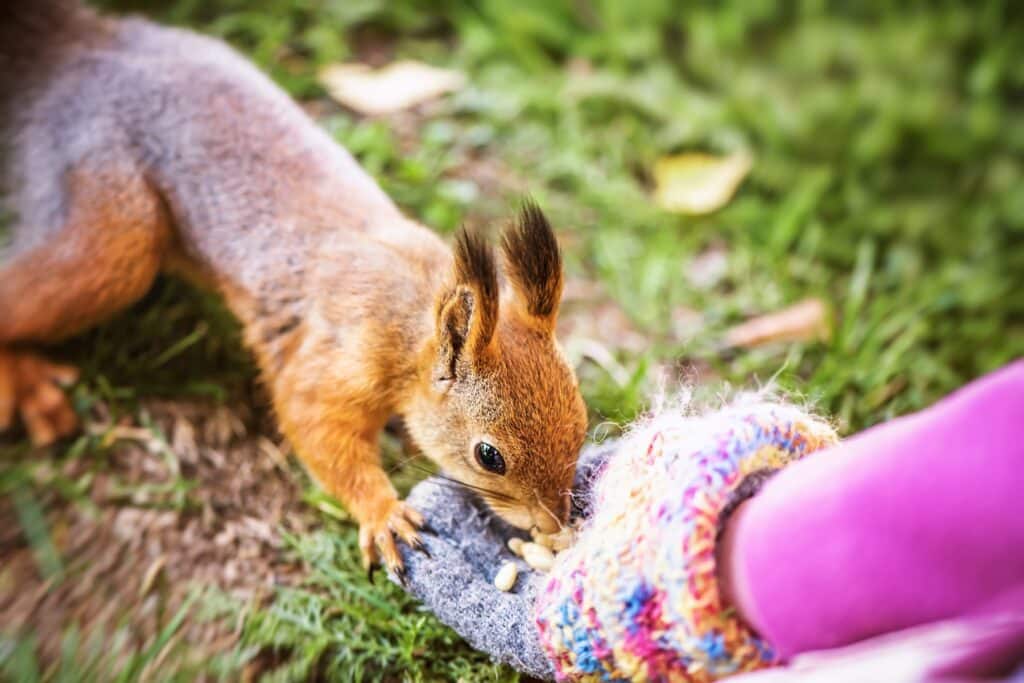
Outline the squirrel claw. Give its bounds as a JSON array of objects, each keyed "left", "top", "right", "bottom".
[
  {"left": 358, "top": 499, "right": 425, "bottom": 586},
  {"left": 409, "top": 537, "right": 431, "bottom": 559},
  {"left": 393, "top": 565, "right": 408, "bottom": 588},
  {"left": 0, "top": 349, "right": 80, "bottom": 446}
]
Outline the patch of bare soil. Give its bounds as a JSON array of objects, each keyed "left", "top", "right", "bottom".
[{"left": 0, "top": 399, "right": 319, "bottom": 675}]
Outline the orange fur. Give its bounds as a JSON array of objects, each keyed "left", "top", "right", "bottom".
[{"left": 0, "top": 1, "right": 588, "bottom": 573}]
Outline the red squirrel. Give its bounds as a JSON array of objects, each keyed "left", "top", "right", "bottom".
[{"left": 0, "top": 0, "right": 588, "bottom": 577}]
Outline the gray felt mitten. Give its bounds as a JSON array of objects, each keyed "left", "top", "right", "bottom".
[{"left": 387, "top": 442, "right": 614, "bottom": 679}]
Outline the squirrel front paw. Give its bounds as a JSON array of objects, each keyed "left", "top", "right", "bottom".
[
  {"left": 0, "top": 349, "right": 80, "bottom": 446},
  {"left": 358, "top": 498, "right": 429, "bottom": 584}
]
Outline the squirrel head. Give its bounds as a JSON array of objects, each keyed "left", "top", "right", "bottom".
[{"left": 406, "top": 202, "right": 588, "bottom": 533}]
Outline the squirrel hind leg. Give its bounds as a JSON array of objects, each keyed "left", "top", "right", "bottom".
[
  {"left": 0, "top": 159, "right": 171, "bottom": 345},
  {"left": 0, "top": 159, "right": 171, "bottom": 445}
]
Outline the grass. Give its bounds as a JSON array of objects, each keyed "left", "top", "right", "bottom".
[
  {"left": 3, "top": 0, "right": 1024, "bottom": 680},
  {"left": 208, "top": 527, "right": 514, "bottom": 682}
]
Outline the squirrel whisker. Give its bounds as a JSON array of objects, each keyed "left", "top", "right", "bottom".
[
  {"left": 386, "top": 452, "right": 428, "bottom": 476},
  {"left": 403, "top": 462, "right": 519, "bottom": 504}
]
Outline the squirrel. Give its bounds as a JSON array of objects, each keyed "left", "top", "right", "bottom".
[{"left": 0, "top": 0, "right": 588, "bottom": 577}]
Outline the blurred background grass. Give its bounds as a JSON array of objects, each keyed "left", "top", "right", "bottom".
[
  {"left": 3, "top": 0, "right": 1024, "bottom": 680},
  {"left": 92, "top": 0, "right": 1024, "bottom": 428}
]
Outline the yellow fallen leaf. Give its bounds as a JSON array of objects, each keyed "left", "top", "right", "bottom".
[
  {"left": 319, "top": 60, "right": 465, "bottom": 115},
  {"left": 653, "top": 152, "right": 753, "bottom": 214},
  {"left": 724, "top": 298, "right": 830, "bottom": 349}
]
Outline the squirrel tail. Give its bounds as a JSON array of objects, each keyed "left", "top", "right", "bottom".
[{"left": 0, "top": 0, "right": 109, "bottom": 84}]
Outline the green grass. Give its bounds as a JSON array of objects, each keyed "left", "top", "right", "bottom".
[
  {"left": 4, "top": 0, "right": 1024, "bottom": 680},
  {"left": 204, "top": 525, "right": 515, "bottom": 682}
]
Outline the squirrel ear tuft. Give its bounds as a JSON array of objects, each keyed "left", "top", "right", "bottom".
[
  {"left": 434, "top": 229, "right": 498, "bottom": 380},
  {"left": 500, "top": 200, "right": 563, "bottom": 327}
]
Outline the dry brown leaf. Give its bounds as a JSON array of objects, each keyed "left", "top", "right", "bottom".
[
  {"left": 653, "top": 152, "right": 753, "bottom": 214},
  {"left": 725, "top": 298, "right": 830, "bottom": 349},
  {"left": 319, "top": 60, "right": 465, "bottom": 115}
]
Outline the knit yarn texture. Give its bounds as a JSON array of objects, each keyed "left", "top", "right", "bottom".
[{"left": 535, "top": 401, "right": 838, "bottom": 682}]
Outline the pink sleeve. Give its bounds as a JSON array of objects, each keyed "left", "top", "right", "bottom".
[{"left": 730, "top": 360, "right": 1024, "bottom": 658}]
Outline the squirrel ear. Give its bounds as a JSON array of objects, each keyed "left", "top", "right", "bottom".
[
  {"left": 434, "top": 229, "right": 499, "bottom": 381},
  {"left": 500, "top": 200, "right": 563, "bottom": 330}
]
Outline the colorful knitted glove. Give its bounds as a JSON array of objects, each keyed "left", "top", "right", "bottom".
[
  {"left": 390, "top": 400, "right": 838, "bottom": 681},
  {"left": 534, "top": 401, "right": 838, "bottom": 681}
]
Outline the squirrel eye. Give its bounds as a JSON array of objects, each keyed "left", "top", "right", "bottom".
[{"left": 474, "top": 442, "right": 506, "bottom": 475}]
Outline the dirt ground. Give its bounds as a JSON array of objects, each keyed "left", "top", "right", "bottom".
[{"left": 0, "top": 398, "right": 318, "bottom": 676}]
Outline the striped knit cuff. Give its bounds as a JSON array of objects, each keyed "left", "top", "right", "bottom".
[{"left": 535, "top": 402, "right": 838, "bottom": 682}]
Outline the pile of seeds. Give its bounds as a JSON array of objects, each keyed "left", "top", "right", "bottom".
[{"left": 493, "top": 527, "right": 576, "bottom": 592}]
